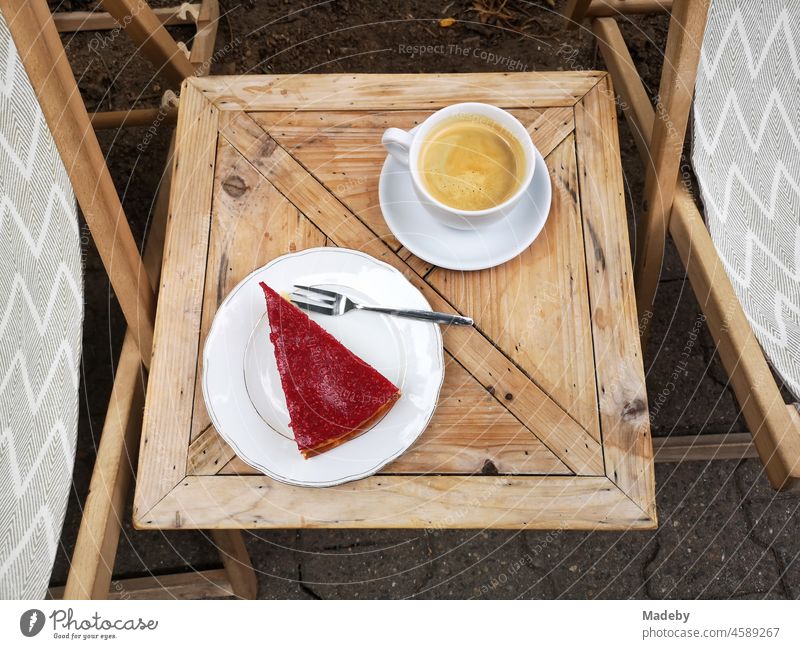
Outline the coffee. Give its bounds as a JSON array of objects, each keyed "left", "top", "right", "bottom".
[{"left": 419, "top": 115, "right": 526, "bottom": 211}]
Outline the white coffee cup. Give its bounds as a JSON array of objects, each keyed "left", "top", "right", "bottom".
[{"left": 381, "top": 102, "right": 536, "bottom": 230}]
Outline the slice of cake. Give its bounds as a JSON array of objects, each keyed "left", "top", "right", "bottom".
[{"left": 259, "top": 282, "right": 401, "bottom": 458}]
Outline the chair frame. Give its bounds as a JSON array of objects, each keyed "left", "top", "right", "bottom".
[
  {"left": 565, "top": 0, "right": 800, "bottom": 489},
  {"left": 54, "top": 1, "right": 220, "bottom": 130},
  {"left": 1, "top": 0, "right": 257, "bottom": 598}
]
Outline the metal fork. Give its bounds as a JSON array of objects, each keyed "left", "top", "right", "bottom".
[{"left": 290, "top": 284, "right": 474, "bottom": 326}]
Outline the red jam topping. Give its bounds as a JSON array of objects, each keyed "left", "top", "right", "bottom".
[{"left": 259, "top": 282, "right": 400, "bottom": 457}]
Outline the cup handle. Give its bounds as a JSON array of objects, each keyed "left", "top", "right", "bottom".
[{"left": 382, "top": 127, "right": 414, "bottom": 166}]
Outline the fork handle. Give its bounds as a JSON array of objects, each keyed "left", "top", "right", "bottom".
[{"left": 357, "top": 305, "right": 473, "bottom": 326}]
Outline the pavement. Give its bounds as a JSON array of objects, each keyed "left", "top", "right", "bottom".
[{"left": 50, "top": 0, "right": 800, "bottom": 599}]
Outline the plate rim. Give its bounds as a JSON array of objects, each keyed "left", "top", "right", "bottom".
[
  {"left": 378, "top": 146, "right": 552, "bottom": 271},
  {"left": 201, "top": 246, "right": 445, "bottom": 488}
]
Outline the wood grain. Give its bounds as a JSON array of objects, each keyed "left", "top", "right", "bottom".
[
  {"left": 428, "top": 133, "right": 600, "bottom": 441},
  {"left": 209, "top": 529, "right": 257, "bottom": 599},
  {"left": 137, "top": 475, "right": 654, "bottom": 530},
  {"left": 250, "top": 108, "right": 572, "bottom": 250},
  {"left": 187, "top": 136, "right": 326, "bottom": 451},
  {"left": 192, "top": 72, "right": 606, "bottom": 111},
  {"left": 574, "top": 76, "right": 655, "bottom": 520},
  {"left": 187, "top": 142, "right": 571, "bottom": 476},
  {"left": 634, "top": 0, "right": 709, "bottom": 337},
  {"left": 215, "top": 353, "right": 571, "bottom": 476},
  {"left": 135, "top": 81, "right": 218, "bottom": 519},
  {"left": 216, "top": 110, "right": 604, "bottom": 475},
  {"left": 189, "top": 0, "right": 220, "bottom": 72},
  {"left": 53, "top": 569, "right": 235, "bottom": 600},
  {"left": 63, "top": 330, "right": 144, "bottom": 599},
  {"left": 53, "top": 3, "right": 199, "bottom": 32},
  {"left": 134, "top": 72, "right": 659, "bottom": 529},
  {"left": 653, "top": 433, "right": 757, "bottom": 463}
]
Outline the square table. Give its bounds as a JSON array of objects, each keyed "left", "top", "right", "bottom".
[{"left": 134, "top": 72, "right": 656, "bottom": 531}]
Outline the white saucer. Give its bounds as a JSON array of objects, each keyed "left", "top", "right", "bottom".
[
  {"left": 378, "top": 146, "right": 552, "bottom": 271},
  {"left": 202, "top": 248, "right": 444, "bottom": 488}
]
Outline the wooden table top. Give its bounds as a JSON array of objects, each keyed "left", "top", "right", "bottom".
[{"left": 133, "top": 72, "right": 656, "bottom": 531}]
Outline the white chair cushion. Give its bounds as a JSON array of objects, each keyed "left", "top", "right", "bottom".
[
  {"left": 692, "top": 0, "right": 800, "bottom": 399},
  {"left": 0, "top": 10, "right": 83, "bottom": 598}
]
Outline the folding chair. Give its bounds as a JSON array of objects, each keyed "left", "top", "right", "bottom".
[
  {"left": 0, "top": 0, "right": 256, "bottom": 598},
  {"left": 53, "top": 0, "right": 220, "bottom": 130},
  {"left": 565, "top": 0, "right": 800, "bottom": 489}
]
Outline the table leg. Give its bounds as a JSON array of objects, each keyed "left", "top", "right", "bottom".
[{"left": 209, "top": 530, "right": 258, "bottom": 599}]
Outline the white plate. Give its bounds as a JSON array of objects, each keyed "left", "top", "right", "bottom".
[
  {"left": 378, "top": 144, "right": 552, "bottom": 271},
  {"left": 202, "top": 248, "right": 444, "bottom": 487}
]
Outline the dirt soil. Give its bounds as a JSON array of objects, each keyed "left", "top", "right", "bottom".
[{"left": 49, "top": 0, "right": 800, "bottom": 599}]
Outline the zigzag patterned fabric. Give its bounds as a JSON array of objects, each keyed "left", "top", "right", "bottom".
[
  {"left": 692, "top": 0, "right": 800, "bottom": 399},
  {"left": 0, "top": 11, "right": 83, "bottom": 598}
]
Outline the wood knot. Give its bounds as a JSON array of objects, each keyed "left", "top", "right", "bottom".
[
  {"left": 259, "top": 135, "right": 278, "bottom": 159},
  {"left": 621, "top": 398, "right": 646, "bottom": 421},
  {"left": 481, "top": 459, "right": 499, "bottom": 475},
  {"left": 585, "top": 219, "right": 606, "bottom": 270},
  {"left": 222, "top": 175, "right": 247, "bottom": 197}
]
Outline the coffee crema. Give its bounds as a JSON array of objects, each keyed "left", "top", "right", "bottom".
[{"left": 418, "top": 115, "right": 526, "bottom": 211}]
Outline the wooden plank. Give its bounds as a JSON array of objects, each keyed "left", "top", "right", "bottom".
[
  {"left": 428, "top": 133, "right": 600, "bottom": 442},
  {"left": 574, "top": 76, "right": 655, "bottom": 520},
  {"left": 401, "top": 250, "right": 434, "bottom": 277},
  {"left": 250, "top": 108, "right": 572, "bottom": 252},
  {"left": 670, "top": 192, "right": 800, "bottom": 488},
  {"left": 188, "top": 426, "right": 234, "bottom": 475},
  {"left": 215, "top": 354, "right": 571, "bottom": 476},
  {"left": 592, "top": 17, "right": 653, "bottom": 163},
  {"left": 634, "top": 0, "right": 709, "bottom": 336},
  {"left": 593, "top": 18, "right": 800, "bottom": 489},
  {"left": 63, "top": 331, "right": 144, "bottom": 599},
  {"left": 135, "top": 81, "right": 219, "bottom": 519},
  {"left": 90, "top": 106, "right": 177, "bottom": 130},
  {"left": 586, "top": 0, "right": 673, "bottom": 18},
  {"left": 565, "top": 0, "right": 592, "bottom": 26},
  {"left": 192, "top": 72, "right": 606, "bottom": 111},
  {"left": 6, "top": 0, "right": 156, "bottom": 364},
  {"left": 653, "top": 433, "right": 757, "bottom": 463},
  {"left": 209, "top": 530, "right": 257, "bottom": 599},
  {"left": 187, "top": 136, "right": 326, "bottom": 451},
  {"left": 386, "top": 354, "right": 571, "bottom": 474},
  {"left": 137, "top": 475, "right": 654, "bottom": 530},
  {"left": 52, "top": 570, "right": 235, "bottom": 600},
  {"left": 63, "top": 138, "right": 175, "bottom": 599},
  {"left": 253, "top": 108, "right": 572, "bottom": 162},
  {"left": 216, "top": 110, "right": 604, "bottom": 476},
  {"left": 252, "top": 109, "right": 441, "bottom": 251},
  {"left": 53, "top": 4, "right": 199, "bottom": 32},
  {"left": 524, "top": 106, "right": 576, "bottom": 158},
  {"left": 99, "top": 0, "right": 195, "bottom": 87},
  {"left": 189, "top": 0, "right": 220, "bottom": 73}
]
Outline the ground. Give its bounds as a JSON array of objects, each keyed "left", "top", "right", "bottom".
[{"left": 49, "top": 0, "right": 800, "bottom": 599}]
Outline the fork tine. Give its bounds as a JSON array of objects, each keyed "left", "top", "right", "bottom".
[
  {"left": 290, "top": 290, "right": 335, "bottom": 305},
  {"left": 293, "top": 284, "right": 339, "bottom": 298},
  {"left": 290, "top": 299, "right": 336, "bottom": 316}
]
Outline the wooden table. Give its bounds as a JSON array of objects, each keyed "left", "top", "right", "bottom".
[{"left": 133, "top": 72, "right": 657, "bottom": 531}]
